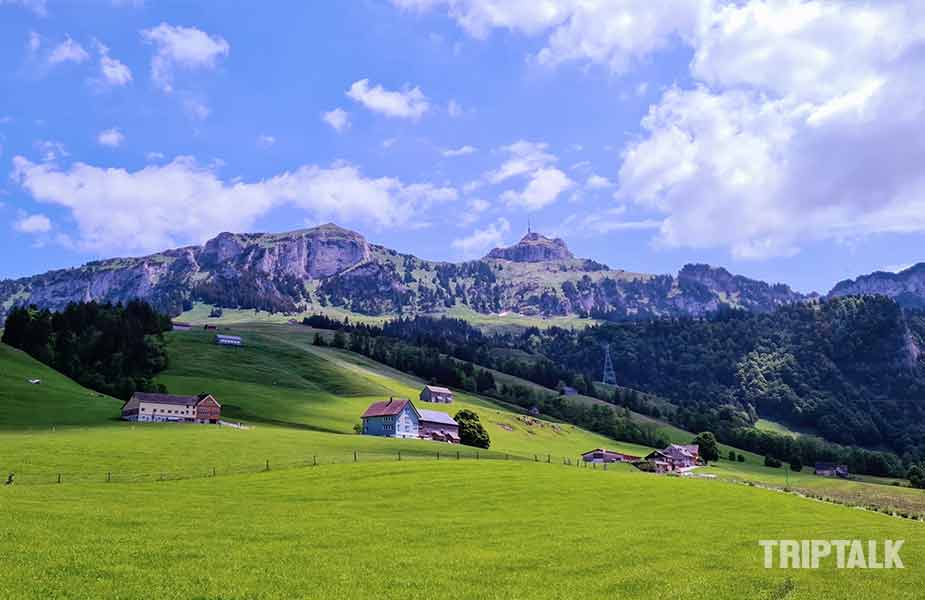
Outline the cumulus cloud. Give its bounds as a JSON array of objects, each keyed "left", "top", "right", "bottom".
[
  {"left": 47, "top": 36, "right": 90, "bottom": 65},
  {"left": 33, "top": 140, "right": 67, "bottom": 161},
  {"left": 14, "top": 212, "right": 52, "bottom": 233},
  {"left": 96, "top": 128, "right": 125, "bottom": 148},
  {"left": 483, "top": 140, "right": 574, "bottom": 211},
  {"left": 92, "top": 41, "right": 132, "bottom": 88},
  {"left": 585, "top": 174, "right": 613, "bottom": 189},
  {"left": 447, "top": 99, "right": 463, "bottom": 117},
  {"left": 11, "top": 156, "right": 458, "bottom": 253},
  {"left": 346, "top": 79, "right": 429, "bottom": 120},
  {"left": 2, "top": 0, "right": 47, "bottom": 17},
  {"left": 486, "top": 140, "right": 555, "bottom": 184},
  {"left": 500, "top": 167, "right": 574, "bottom": 211},
  {"left": 140, "top": 23, "right": 229, "bottom": 92},
  {"left": 257, "top": 134, "right": 276, "bottom": 148},
  {"left": 442, "top": 145, "right": 477, "bottom": 157},
  {"left": 322, "top": 107, "right": 350, "bottom": 132},
  {"left": 452, "top": 217, "right": 510, "bottom": 257}
]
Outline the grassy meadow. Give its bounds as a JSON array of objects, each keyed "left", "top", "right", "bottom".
[
  {"left": 2, "top": 318, "right": 925, "bottom": 599},
  {"left": 2, "top": 461, "right": 923, "bottom": 599}
]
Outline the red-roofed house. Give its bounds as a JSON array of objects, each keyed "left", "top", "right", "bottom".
[{"left": 361, "top": 397, "right": 421, "bottom": 439}]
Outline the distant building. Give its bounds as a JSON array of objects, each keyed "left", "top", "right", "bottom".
[
  {"left": 561, "top": 386, "right": 578, "bottom": 396},
  {"left": 171, "top": 322, "right": 192, "bottom": 331},
  {"left": 121, "top": 392, "right": 221, "bottom": 424},
  {"left": 639, "top": 444, "right": 700, "bottom": 473},
  {"left": 418, "top": 409, "right": 459, "bottom": 443},
  {"left": 815, "top": 462, "right": 849, "bottom": 478},
  {"left": 420, "top": 385, "right": 454, "bottom": 404},
  {"left": 215, "top": 334, "right": 243, "bottom": 346},
  {"left": 528, "top": 406, "right": 541, "bottom": 416},
  {"left": 361, "top": 398, "right": 421, "bottom": 439},
  {"left": 204, "top": 325, "right": 217, "bottom": 330},
  {"left": 581, "top": 448, "right": 641, "bottom": 463}
]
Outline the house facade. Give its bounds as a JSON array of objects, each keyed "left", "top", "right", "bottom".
[
  {"left": 361, "top": 398, "right": 421, "bottom": 439},
  {"left": 418, "top": 409, "right": 460, "bottom": 443},
  {"left": 121, "top": 392, "right": 221, "bottom": 424},
  {"left": 581, "top": 448, "right": 641, "bottom": 464},
  {"left": 639, "top": 444, "right": 701, "bottom": 473},
  {"left": 215, "top": 334, "right": 243, "bottom": 346},
  {"left": 420, "top": 385, "right": 454, "bottom": 404}
]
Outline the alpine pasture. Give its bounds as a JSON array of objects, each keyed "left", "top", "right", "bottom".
[{"left": 1, "top": 323, "right": 924, "bottom": 599}]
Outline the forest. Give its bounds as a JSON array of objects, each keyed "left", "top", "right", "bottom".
[{"left": 2, "top": 301, "right": 172, "bottom": 400}]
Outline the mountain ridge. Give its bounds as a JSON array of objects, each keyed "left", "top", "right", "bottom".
[{"left": 0, "top": 223, "right": 917, "bottom": 323}]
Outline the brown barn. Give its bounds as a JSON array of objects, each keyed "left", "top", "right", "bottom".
[
  {"left": 420, "top": 385, "right": 454, "bottom": 404},
  {"left": 121, "top": 392, "right": 221, "bottom": 424}
]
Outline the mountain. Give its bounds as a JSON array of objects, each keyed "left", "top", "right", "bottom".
[
  {"left": 829, "top": 263, "right": 925, "bottom": 309},
  {"left": 1, "top": 224, "right": 810, "bottom": 323}
]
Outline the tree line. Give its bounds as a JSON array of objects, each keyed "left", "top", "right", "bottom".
[{"left": 2, "top": 301, "right": 172, "bottom": 400}]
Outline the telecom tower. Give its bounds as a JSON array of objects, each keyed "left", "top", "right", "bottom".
[{"left": 602, "top": 343, "right": 617, "bottom": 385}]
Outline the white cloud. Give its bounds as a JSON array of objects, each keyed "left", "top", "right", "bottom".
[
  {"left": 382, "top": 138, "right": 397, "bottom": 149},
  {"left": 322, "top": 107, "right": 350, "bottom": 132},
  {"left": 459, "top": 197, "right": 490, "bottom": 225},
  {"left": 140, "top": 23, "right": 229, "bottom": 93},
  {"left": 442, "top": 145, "right": 477, "bottom": 157},
  {"left": 12, "top": 156, "right": 458, "bottom": 253},
  {"left": 33, "top": 140, "right": 67, "bottom": 161},
  {"left": 486, "top": 140, "right": 555, "bottom": 184},
  {"left": 346, "top": 79, "right": 429, "bottom": 120},
  {"left": 47, "top": 36, "right": 90, "bottom": 65},
  {"left": 616, "top": 1, "right": 925, "bottom": 259},
  {"left": 27, "top": 31, "right": 41, "bottom": 53},
  {"left": 452, "top": 217, "right": 510, "bottom": 257},
  {"left": 879, "top": 263, "right": 914, "bottom": 274},
  {"left": 92, "top": 41, "right": 133, "bottom": 88},
  {"left": 585, "top": 174, "right": 613, "bottom": 189},
  {"left": 447, "top": 99, "right": 463, "bottom": 117},
  {"left": 257, "top": 134, "right": 276, "bottom": 148},
  {"left": 500, "top": 167, "right": 574, "bottom": 211},
  {"left": 146, "top": 152, "right": 165, "bottom": 162},
  {"left": 97, "top": 128, "right": 125, "bottom": 148},
  {"left": 14, "top": 212, "right": 52, "bottom": 233},
  {"left": 2, "top": 0, "right": 47, "bottom": 17}
]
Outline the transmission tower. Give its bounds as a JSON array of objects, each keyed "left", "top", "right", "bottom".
[{"left": 602, "top": 343, "right": 617, "bottom": 385}]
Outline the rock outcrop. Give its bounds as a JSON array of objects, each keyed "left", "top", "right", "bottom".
[
  {"left": 486, "top": 233, "right": 574, "bottom": 262},
  {"left": 829, "top": 263, "right": 925, "bottom": 309}
]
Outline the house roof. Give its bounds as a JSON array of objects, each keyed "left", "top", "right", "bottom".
[
  {"left": 418, "top": 409, "right": 457, "bottom": 426},
  {"left": 424, "top": 385, "right": 453, "bottom": 395},
  {"left": 131, "top": 392, "right": 218, "bottom": 407},
  {"left": 666, "top": 444, "right": 699, "bottom": 457},
  {"left": 361, "top": 398, "right": 419, "bottom": 419},
  {"left": 581, "top": 448, "right": 641, "bottom": 459}
]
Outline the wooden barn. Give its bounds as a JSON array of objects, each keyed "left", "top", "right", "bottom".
[
  {"left": 418, "top": 409, "right": 460, "bottom": 443},
  {"left": 121, "top": 392, "right": 221, "bottom": 424},
  {"left": 420, "top": 385, "right": 454, "bottom": 404},
  {"left": 581, "top": 448, "right": 641, "bottom": 464}
]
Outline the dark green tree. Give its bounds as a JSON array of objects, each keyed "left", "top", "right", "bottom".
[
  {"left": 454, "top": 409, "right": 490, "bottom": 449},
  {"left": 693, "top": 431, "right": 720, "bottom": 464}
]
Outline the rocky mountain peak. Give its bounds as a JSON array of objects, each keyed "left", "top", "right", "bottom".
[{"left": 485, "top": 232, "right": 574, "bottom": 262}]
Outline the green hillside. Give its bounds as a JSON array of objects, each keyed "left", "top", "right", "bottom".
[
  {"left": 0, "top": 343, "right": 121, "bottom": 428},
  {"left": 2, "top": 461, "right": 923, "bottom": 599}
]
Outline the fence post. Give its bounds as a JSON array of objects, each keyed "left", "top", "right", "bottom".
[
  {"left": 534, "top": 454, "right": 538, "bottom": 462},
  {"left": 398, "top": 451, "right": 401, "bottom": 462},
  {"left": 505, "top": 453, "right": 509, "bottom": 460},
  {"left": 354, "top": 450, "right": 357, "bottom": 463},
  {"left": 266, "top": 459, "right": 270, "bottom": 472},
  {"left": 57, "top": 473, "right": 61, "bottom": 484},
  {"left": 107, "top": 471, "right": 111, "bottom": 483},
  {"left": 313, "top": 455, "right": 317, "bottom": 466},
  {"left": 211, "top": 467, "right": 216, "bottom": 477},
  {"left": 547, "top": 454, "right": 551, "bottom": 464}
]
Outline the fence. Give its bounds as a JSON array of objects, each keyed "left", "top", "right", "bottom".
[{"left": 1, "top": 449, "right": 628, "bottom": 487}]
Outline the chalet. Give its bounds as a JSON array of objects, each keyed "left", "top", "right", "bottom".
[
  {"left": 361, "top": 398, "right": 421, "bottom": 439},
  {"left": 581, "top": 448, "right": 641, "bottom": 464},
  {"left": 639, "top": 444, "right": 701, "bottom": 473},
  {"left": 561, "top": 386, "right": 579, "bottom": 396},
  {"left": 171, "top": 322, "right": 192, "bottom": 331},
  {"left": 815, "top": 462, "right": 849, "bottom": 478},
  {"left": 418, "top": 409, "right": 460, "bottom": 443},
  {"left": 420, "top": 385, "right": 454, "bottom": 404},
  {"left": 215, "top": 334, "right": 243, "bottom": 346},
  {"left": 121, "top": 392, "right": 221, "bottom": 424}
]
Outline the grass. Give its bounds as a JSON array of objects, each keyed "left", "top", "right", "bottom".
[
  {"left": 1, "top": 461, "right": 923, "bottom": 599},
  {"left": 0, "top": 343, "right": 121, "bottom": 429}
]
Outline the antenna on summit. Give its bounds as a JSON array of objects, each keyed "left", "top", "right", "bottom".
[{"left": 527, "top": 217, "right": 532, "bottom": 234}]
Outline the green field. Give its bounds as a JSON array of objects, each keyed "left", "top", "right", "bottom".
[
  {"left": 2, "top": 321, "right": 925, "bottom": 599},
  {"left": 2, "top": 461, "right": 923, "bottom": 599}
]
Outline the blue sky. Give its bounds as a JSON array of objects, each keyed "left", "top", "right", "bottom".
[{"left": 2, "top": 0, "right": 924, "bottom": 293}]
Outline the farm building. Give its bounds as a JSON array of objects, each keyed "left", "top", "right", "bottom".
[
  {"left": 171, "top": 322, "right": 192, "bottom": 331},
  {"left": 121, "top": 392, "right": 221, "bottom": 424},
  {"left": 215, "top": 334, "right": 243, "bottom": 346},
  {"left": 418, "top": 409, "right": 460, "bottom": 443},
  {"left": 639, "top": 444, "right": 701, "bottom": 473},
  {"left": 581, "top": 448, "right": 641, "bottom": 464},
  {"left": 420, "top": 385, "right": 454, "bottom": 404},
  {"left": 815, "top": 463, "right": 849, "bottom": 478},
  {"left": 561, "top": 386, "right": 578, "bottom": 396},
  {"left": 361, "top": 398, "right": 421, "bottom": 439}
]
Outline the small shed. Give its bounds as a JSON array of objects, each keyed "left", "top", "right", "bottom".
[
  {"left": 420, "top": 385, "right": 454, "bottom": 404},
  {"left": 815, "top": 462, "right": 849, "bottom": 478}
]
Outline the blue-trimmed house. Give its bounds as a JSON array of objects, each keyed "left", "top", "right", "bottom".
[{"left": 361, "top": 397, "right": 421, "bottom": 439}]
